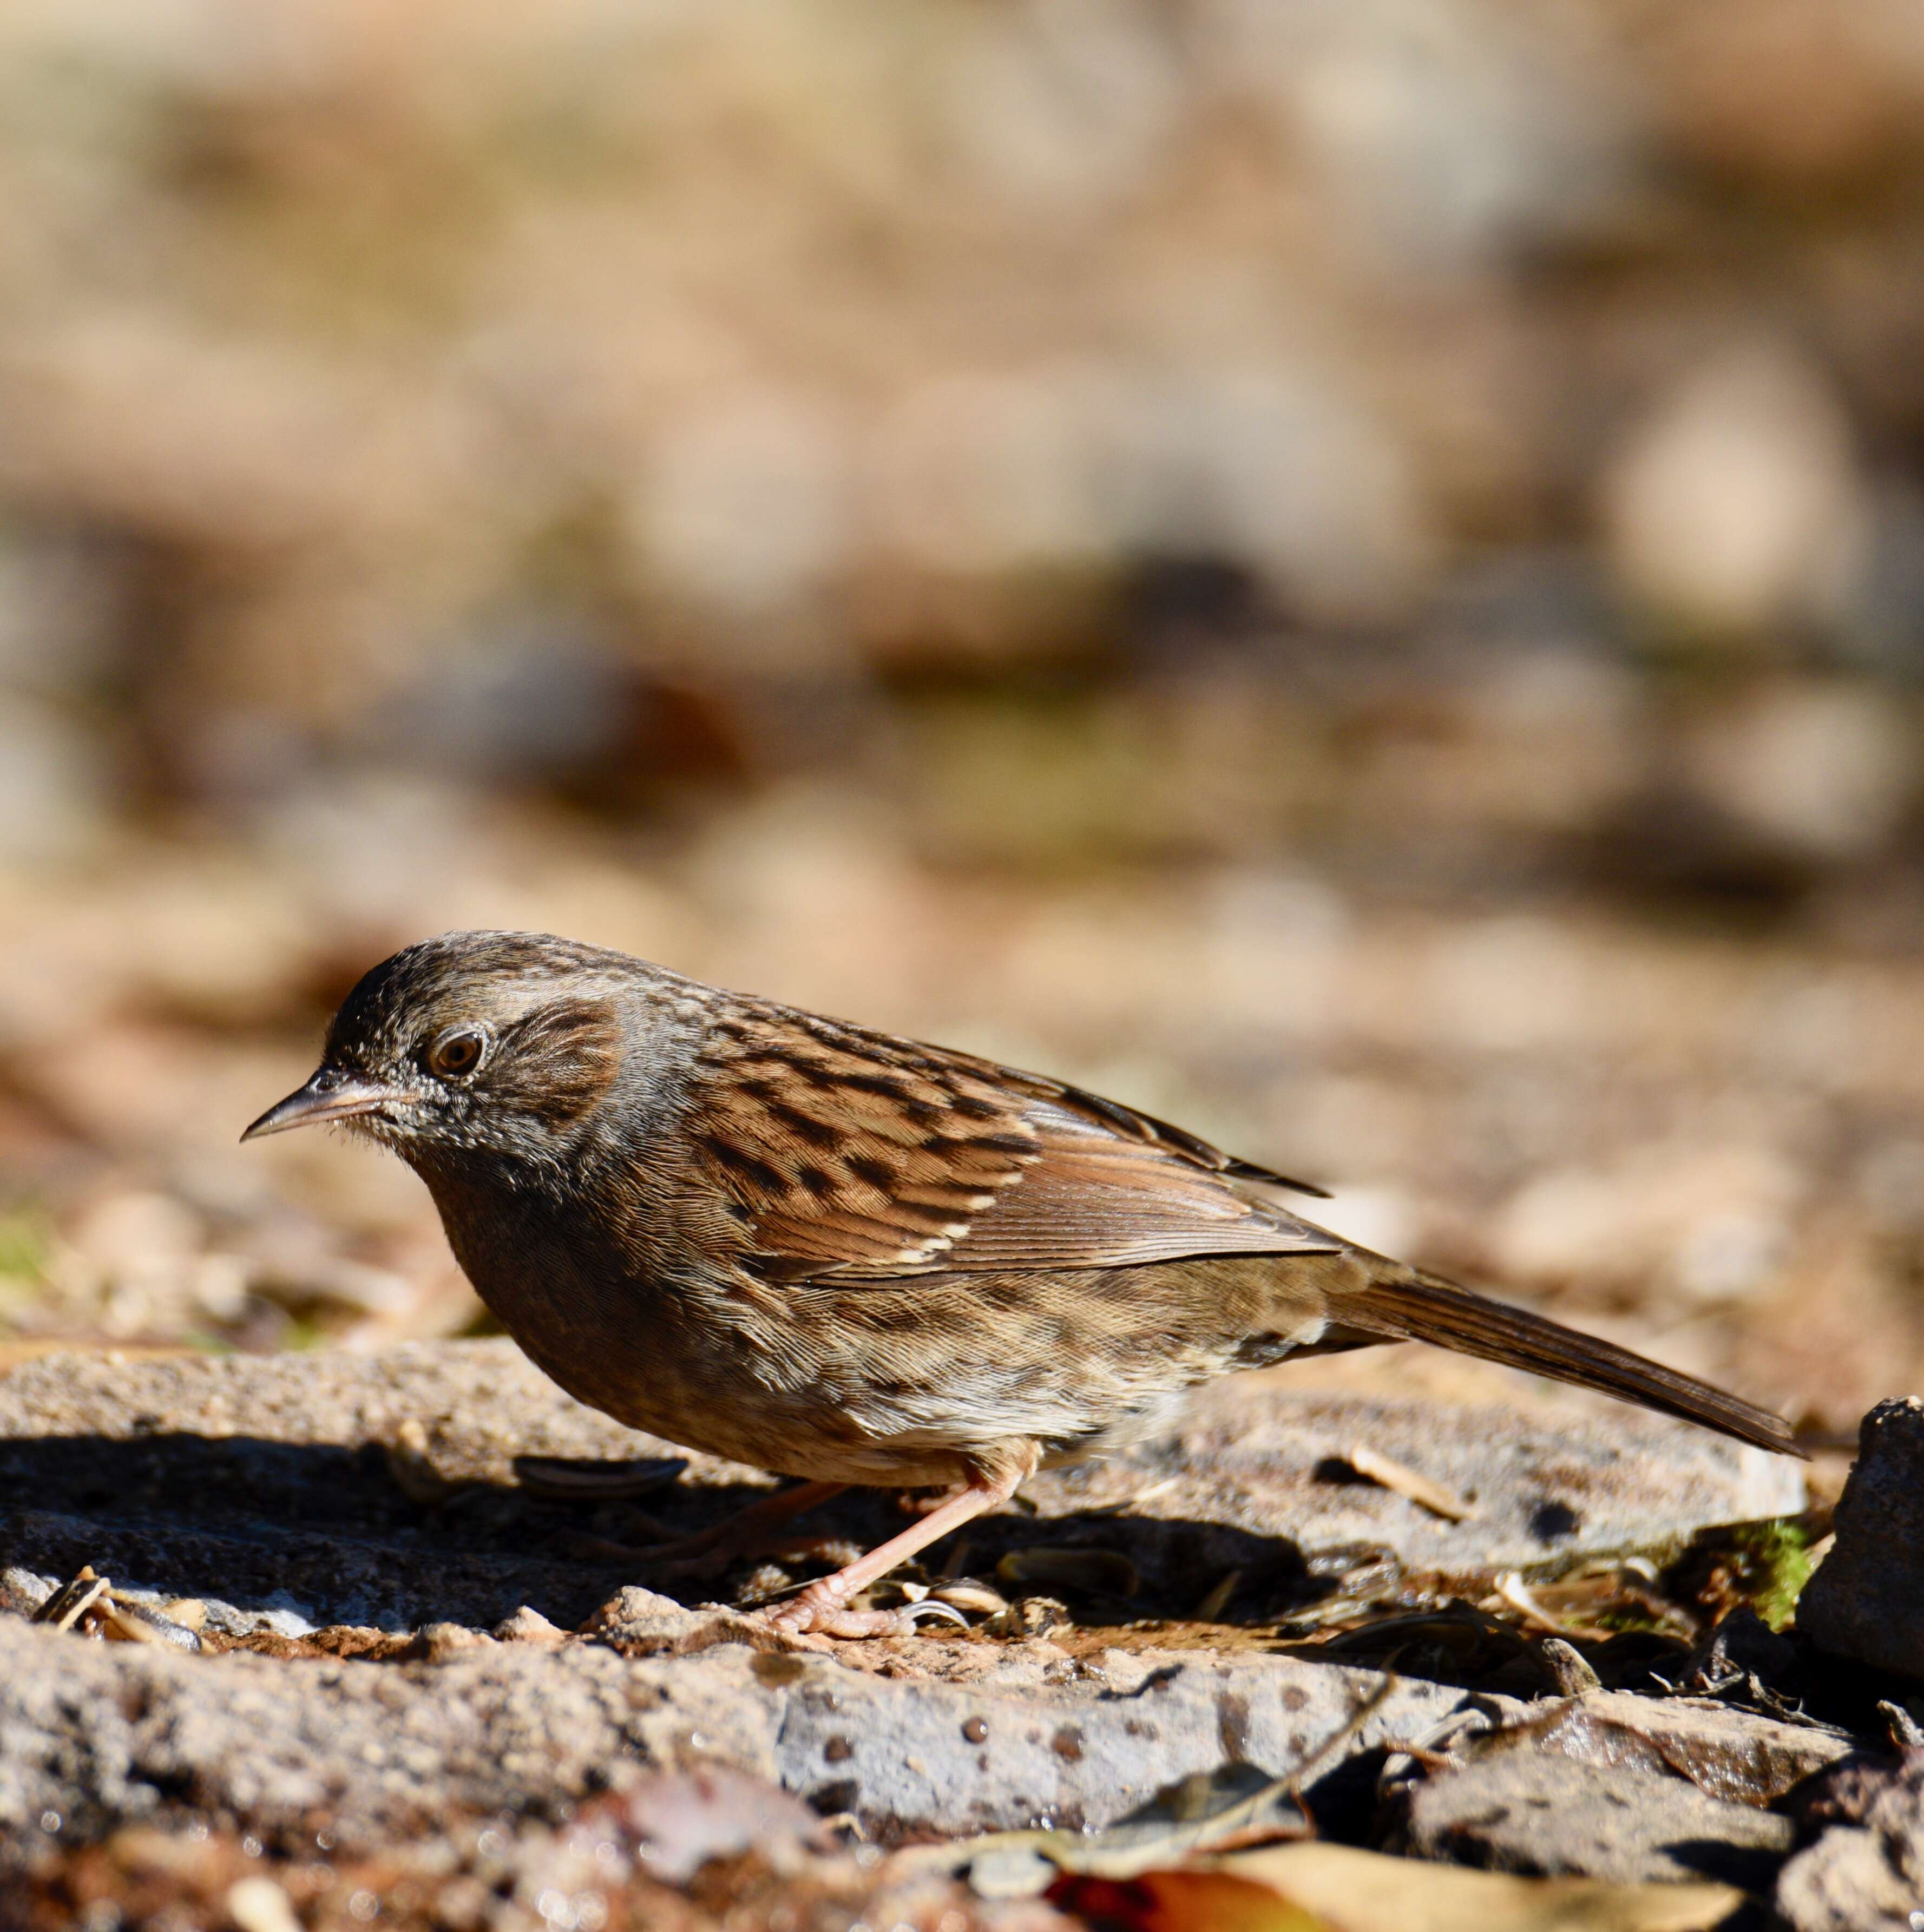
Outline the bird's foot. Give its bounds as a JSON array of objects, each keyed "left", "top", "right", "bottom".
[
  {"left": 760, "top": 1579, "right": 969, "bottom": 1640},
  {"left": 750, "top": 1471, "right": 1022, "bottom": 1637}
]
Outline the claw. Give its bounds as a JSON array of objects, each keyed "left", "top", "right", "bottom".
[
  {"left": 761, "top": 1589, "right": 971, "bottom": 1639},
  {"left": 899, "top": 1596, "right": 969, "bottom": 1629},
  {"left": 748, "top": 1472, "right": 1023, "bottom": 1640},
  {"left": 765, "top": 1604, "right": 914, "bottom": 1638}
]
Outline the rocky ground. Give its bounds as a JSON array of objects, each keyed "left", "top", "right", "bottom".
[
  {"left": 1, "top": 1339, "right": 1919, "bottom": 1931},
  {"left": 9, "top": 2, "right": 1924, "bottom": 1922}
]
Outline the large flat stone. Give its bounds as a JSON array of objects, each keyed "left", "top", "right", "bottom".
[
  {"left": 0, "top": 1613, "right": 1465, "bottom": 1854},
  {"left": 1031, "top": 1374, "right": 1803, "bottom": 1578},
  {"left": 0, "top": 1342, "right": 1803, "bottom": 1633},
  {"left": 0, "top": 1340, "right": 1828, "bottom": 1889}
]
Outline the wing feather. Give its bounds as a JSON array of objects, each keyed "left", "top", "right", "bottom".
[{"left": 685, "top": 1000, "right": 1337, "bottom": 1282}]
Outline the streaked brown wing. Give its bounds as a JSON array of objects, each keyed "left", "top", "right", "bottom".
[
  {"left": 932, "top": 1102, "right": 1339, "bottom": 1273},
  {"left": 686, "top": 998, "right": 1338, "bottom": 1282}
]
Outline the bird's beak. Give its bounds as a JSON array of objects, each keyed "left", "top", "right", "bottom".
[{"left": 241, "top": 1068, "right": 412, "bottom": 1141}]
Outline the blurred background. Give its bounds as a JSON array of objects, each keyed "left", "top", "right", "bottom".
[{"left": 2, "top": 0, "right": 1923, "bottom": 1431}]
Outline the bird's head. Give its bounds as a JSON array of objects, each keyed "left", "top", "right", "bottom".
[{"left": 242, "top": 931, "right": 636, "bottom": 1170}]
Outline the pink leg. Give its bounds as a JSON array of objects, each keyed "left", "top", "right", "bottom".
[{"left": 764, "top": 1470, "right": 1022, "bottom": 1638}]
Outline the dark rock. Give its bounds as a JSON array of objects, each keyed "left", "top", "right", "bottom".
[
  {"left": 1777, "top": 1749, "right": 1924, "bottom": 1932},
  {"left": 1799, "top": 1398, "right": 1924, "bottom": 1680},
  {"left": 1494, "top": 1687, "right": 1852, "bottom": 1804},
  {"left": 1398, "top": 1751, "right": 1794, "bottom": 1888},
  {"left": 1682, "top": 1605, "right": 1800, "bottom": 1697},
  {"left": 1788, "top": 1747, "right": 1914, "bottom": 1836}
]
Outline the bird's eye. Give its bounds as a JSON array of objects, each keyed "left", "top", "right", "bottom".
[{"left": 428, "top": 1028, "right": 487, "bottom": 1079}]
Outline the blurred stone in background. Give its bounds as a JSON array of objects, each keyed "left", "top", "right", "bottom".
[
  {"left": 2, "top": 0, "right": 1924, "bottom": 1427},
  {"left": 1601, "top": 343, "right": 1872, "bottom": 648}
]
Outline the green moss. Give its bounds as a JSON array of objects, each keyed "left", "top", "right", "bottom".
[
  {"left": 0, "top": 1206, "right": 49, "bottom": 1282},
  {"left": 0, "top": 1206, "right": 52, "bottom": 1323},
  {"left": 1739, "top": 1518, "right": 1820, "bottom": 1632},
  {"left": 1586, "top": 1602, "right": 1678, "bottom": 1637},
  {"left": 278, "top": 1317, "right": 332, "bottom": 1353}
]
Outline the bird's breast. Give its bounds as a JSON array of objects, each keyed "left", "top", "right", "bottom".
[{"left": 417, "top": 1164, "right": 1343, "bottom": 1484}]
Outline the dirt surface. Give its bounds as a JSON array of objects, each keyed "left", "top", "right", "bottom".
[{"left": 5, "top": 1337, "right": 1911, "bottom": 1931}]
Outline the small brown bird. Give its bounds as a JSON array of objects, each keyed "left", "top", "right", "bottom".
[{"left": 245, "top": 931, "right": 1800, "bottom": 1637}]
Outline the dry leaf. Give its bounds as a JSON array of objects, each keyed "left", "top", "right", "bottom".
[
  {"left": 1212, "top": 1843, "right": 1741, "bottom": 1932},
  {"left": 944, "top": 1762, "right": 1317, "bottom": 1897},
  {"left": 1049, "top": 1869, "right": 1329, "bottom": 1932},
  {"left": 1493, "top": 1570, "right": 1615, "bottom": 1641},
  {"left": 1347, "top": 1444, "right": 1476, "bottom": 1521},
  {"left": 1194, "top": 1568, "right": 1243, "bottom": 1621}
]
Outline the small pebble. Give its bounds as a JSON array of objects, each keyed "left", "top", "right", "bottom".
[
  {"left": 493, "top": 1605, "right": 567, "bottom": 1646},
  {"left": 417, "top": 1621, "right": 495, "bottom": 1662},
  {"left": 226, "top": 1878, "right": 304, "bottom": 1932}
]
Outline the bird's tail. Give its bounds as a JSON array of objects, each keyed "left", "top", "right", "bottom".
[{"left": 1351, "top": 1260, "right": 1803, "bottom": 1459}]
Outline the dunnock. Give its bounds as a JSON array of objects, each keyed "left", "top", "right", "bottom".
[{"left": 245, "top": 931, "right": 1799, "bottom": 1637}]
